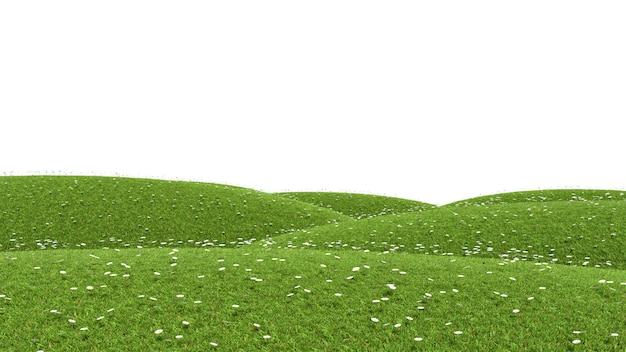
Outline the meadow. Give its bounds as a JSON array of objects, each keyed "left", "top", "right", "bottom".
[{"left": 0, "top": 176, "right": 624, "bottom": 351}]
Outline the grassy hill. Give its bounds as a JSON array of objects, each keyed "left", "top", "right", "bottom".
[
  {"left": 444, "top": 189, "right": 626, "bottom": 207},
  {"left": 0, "top": 176, "right": 624, "bottom": 351},
  {"left": 268, "top": 191, "right": 626, "bottom": 269},
  {"left": 276, "top": 191, "right": 435, "bottom": 219},
  {"left": 0, "top": 176, "right": 351, "bottom": 251}
]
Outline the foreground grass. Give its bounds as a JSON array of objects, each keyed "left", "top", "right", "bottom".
[{"left": 1, "top": 246, "right": 624, "bottom": 351}]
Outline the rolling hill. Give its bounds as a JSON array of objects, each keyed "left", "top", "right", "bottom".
[{"left": 0, "top": 176, "right": 624, "bottom": 351}]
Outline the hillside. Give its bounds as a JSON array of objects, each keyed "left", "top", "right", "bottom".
[
  {"left": 276, "top": 191, "right": 435, "bottom": 219},
  {"left": 0, "top": 176, "right": 351, "bottom": 250},
  {"left": 266, "top": 196, "right": 626, "bottom": 269},
  {"left": 444, "top": 189, "right": 626, "bottom": 207}
]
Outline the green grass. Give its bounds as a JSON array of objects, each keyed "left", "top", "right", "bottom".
[
  {"left": 0, "top": 176, "right": 350, "bottom": 251},
  {"left": 269, "top": 199, "right": 626, "bottom": 269},
  {"left": 444, "top": 189, "right": 626, "bottom": 207},
  {"left": 1, "top": 176, "right": 625, "bottom": 351},
  {"left": 276, "top": 192, "right": 435, "bottom": 219}
]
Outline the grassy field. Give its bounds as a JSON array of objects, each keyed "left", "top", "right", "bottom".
[{"left": 1, "top": 176, "right": 624, "bottom": 351}]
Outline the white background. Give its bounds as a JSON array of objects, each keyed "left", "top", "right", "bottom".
[{"left": 1, "top": 1, "right": 625, "bottom": 205}]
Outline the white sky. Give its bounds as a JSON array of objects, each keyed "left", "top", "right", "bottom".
[{"left": 1, "top": 1, "right": 625, "bottom": 205}]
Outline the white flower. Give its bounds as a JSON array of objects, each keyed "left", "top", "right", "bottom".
[
  {"left": 371, "top": 317, "right": 379, "bottom": 322},
  {"left": 154, "top": 329, "right": 163, "bottom": 334},
  {"left": 263, "top": 335, "right": 271, "bottom": 339},
  {"left": 414, "top": 337, "right": 423, "bottom": 341},
  {"left": 454, "top": 331, "right": 463, "bottom": 335},
  {"left": 572, "top": 339, "right": 581, "bottom": 344}
]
